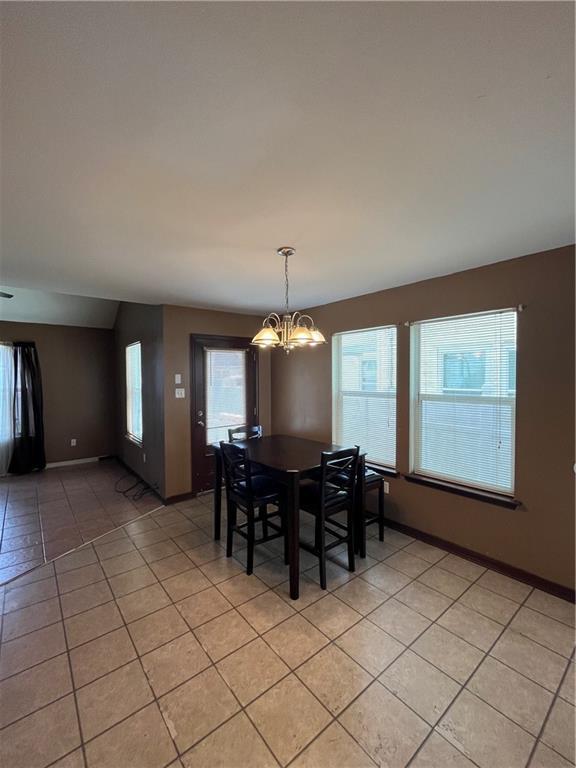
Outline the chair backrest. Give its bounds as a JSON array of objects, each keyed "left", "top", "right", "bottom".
[
  {"left": 228, "top": 425, "right": 263, "bottom": 442},
  {"left": 220, "top": 441, "right": 252, "bottom": 498},
  {"left": 319, "top": 446, "right": 359, "bottom": 511}
]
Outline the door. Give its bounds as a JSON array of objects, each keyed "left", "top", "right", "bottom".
[{"left": 191, "top": 335, "right": 258, "bottom": 493}]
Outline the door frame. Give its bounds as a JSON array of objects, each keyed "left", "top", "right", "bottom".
[{"left": 190, "top": 334, "right": 259, "bottom": 494}]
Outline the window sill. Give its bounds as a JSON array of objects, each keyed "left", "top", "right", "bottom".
[{"left": 403, "top": 473, "right": 521, "bottom": 509}]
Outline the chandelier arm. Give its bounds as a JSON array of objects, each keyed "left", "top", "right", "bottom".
[
  {"left": 264, "top": 312, "right": 282, "bottom": 329},
  {"left": 297, "top": 314, "right": 315, "bottom": 328}
]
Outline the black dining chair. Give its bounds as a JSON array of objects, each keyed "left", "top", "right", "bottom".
[
  {"left": 228, "top": 425, "right": 263, "bottom": 441},
  {"left": 299, "top": 447, "right": 359, "bottom": 590},
  {"left": 220, "top": 441, "right": 286, "bottom": 575}
]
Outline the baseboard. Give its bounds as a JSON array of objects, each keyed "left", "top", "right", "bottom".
[
  {"left": 385, "top": 518, "right": 575, "bottom": 604},
  {"left": 165, "top": 492, "right": 196, "bottom": 504},
  {"left": 46, "top": 456, "right": 103, "bottom": 468},
  {"left": 164, "top": 489, "right": 215, "bottom": 504}
]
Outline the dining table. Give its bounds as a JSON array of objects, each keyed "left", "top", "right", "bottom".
[{"left": 212, "top": 434, "right": 366, "bottom": 600}]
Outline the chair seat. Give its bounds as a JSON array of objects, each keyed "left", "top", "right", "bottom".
[
  {"left": 236, "top": 474, "right": 280, "bottom": 502},
  {"left": 299, "top": 478, "right": 347, "bottom": 511},
  {"left": 364, "top": 469, "right": 384, "bottom": 486}
]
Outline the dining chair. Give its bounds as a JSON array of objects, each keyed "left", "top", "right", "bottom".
[
  {"left": 299, "top": 446, "right": 359, "bottom": 590},
  {"left": 356, "top": 467, "right": 386, "bottom": 558},
  {"left": 228, "top": 425, "right": 263, "bottom": 441},
  {"left": 220, "top": 441, "right": 286, "bottom": 574}
]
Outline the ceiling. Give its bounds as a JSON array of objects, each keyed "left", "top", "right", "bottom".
[
  {"left": 0, "top": 285, "right": 118, "bottom": 329},
  {"left": 1, "top": 2, "right": 573, "bottom": 314}
]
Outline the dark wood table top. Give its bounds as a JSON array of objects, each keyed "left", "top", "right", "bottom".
[{"left": 224, "top": 434, "right": 361, "bottom": 473}]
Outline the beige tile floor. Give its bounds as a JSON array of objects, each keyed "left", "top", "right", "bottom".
[
  {"left": 0, "top": 491, "right": 574, "bottom": 768},
  {"left": 0, "top": 461, "right": 163, "bottom": 583}
]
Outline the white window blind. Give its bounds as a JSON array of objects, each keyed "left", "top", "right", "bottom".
[
  {"left": 0, "top": 343, "right": 14, "bottom": 475},
  {"left": 126, "top": 342, "right": 143, "bottom": 443},
  {"left": 333, "top": 326, "right": 397, "bottom": 467},
  {"left": 205, "top": 349, "right": 247, "bottom": 445},
  {"left": 411, "top": 310, "right": 517, "bottom": 494}
]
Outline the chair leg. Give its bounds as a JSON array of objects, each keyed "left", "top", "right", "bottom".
[
  {"left": 246, "top": 506, "right": 255, "bottom": 575},
  {"left": 259, "top": 504, "right": 268, "bottom": 540},
  {"left": 378, "top": 481, "right": 385, "bottom": 542},
  {"left": 347, "top": 506, "right": 356, "bottom": 573},
  {"left": 226, "top": 501, "right": 236, "bottom": 558},
  {"left": 317, "top": 516, "right": 327, "bottom": 590}
]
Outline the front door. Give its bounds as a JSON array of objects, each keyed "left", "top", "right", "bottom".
[{"left": 190, "top": 335, "right": 258, "bottom": 493}]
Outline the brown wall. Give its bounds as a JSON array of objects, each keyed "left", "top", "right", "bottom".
[
  {"left": 163, "top": 305, "right": 272, "bottom": 499},
  {"left": 271, "top": 246, "right": 575, "bottom": 589},
  {"left": 0, "top": 321, "right": 116, "bottom": 463},
  {"left": 114, "top": 302, "right": 165, "bottom": 497}
]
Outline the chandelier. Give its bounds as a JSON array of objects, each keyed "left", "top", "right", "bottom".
[{"left": 251, "top": 247, "right": 327, "bottom": 354}]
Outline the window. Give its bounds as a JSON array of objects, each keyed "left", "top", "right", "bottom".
[
  {"left": 126, "top": 342, "right": 143, "bottom": 443},
  {"left": 411, "top": 310, "right": 517, "bottom": 494},
  {"left": 205, "top": 349, "right": 247, "bottom": 445},
  {"left": 333, "top": 326, "right": 397, "bottom": 467}
]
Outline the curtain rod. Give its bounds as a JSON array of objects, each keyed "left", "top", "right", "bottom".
[{"left": 402, "top": 305, "right": 525, "bottom": 327}]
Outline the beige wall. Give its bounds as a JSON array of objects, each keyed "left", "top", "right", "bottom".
[
  {"left": 114, "top": 302, "right": 165, "bottom": 496},
  {"left": 163, "top": 305, "right": 271, "bottom": 498},
  {"left": 271, "top": 246, "right": 575, "bottom": 589},
  {"left": 0, "top": 321, "right": 116, "bottom": 463}
]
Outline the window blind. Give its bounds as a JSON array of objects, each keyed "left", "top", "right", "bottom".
[
  {"left": 333, "top": 326, "right": 397, "bottom": 467},
  {"left": 411, "top": 310, "right": 517, "bottom": 494},
  {"left": 126, "top": 342, "right": 143, "bottom": 443},
  {"left": 205, "top": 349, "right": 247, "bottom": 445}
]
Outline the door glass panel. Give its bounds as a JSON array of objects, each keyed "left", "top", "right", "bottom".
[{"left": 205, "top": 349, "right": 247, "bottom": 445}]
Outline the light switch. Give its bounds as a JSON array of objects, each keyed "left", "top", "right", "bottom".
[
  {"left": 175, "top": 373, "right": 182, "bottom": 384},
  {"left": 175, "top": 388, "right": 185, "bottom": 399}
]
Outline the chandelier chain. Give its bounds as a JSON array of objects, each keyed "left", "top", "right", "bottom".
[{"left": 284, "top": 254, "right": 290, "bottom": 315}]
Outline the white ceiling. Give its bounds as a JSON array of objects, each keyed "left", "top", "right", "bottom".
[
  {"left": 0, "top": 285, "right": 119, "bottom": 329},
  {"left": 1, "top": 2, "right": 573, "bottom": 314}
]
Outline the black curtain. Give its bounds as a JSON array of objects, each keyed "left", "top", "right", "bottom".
[{"left": 8, "top": 342, "right": 46, "bottom": 474}]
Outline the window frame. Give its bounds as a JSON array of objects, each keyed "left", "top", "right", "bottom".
[
  {"left": 332, "top": 324, "right": 398, "bottom": 470},
  {"left": 125, "top": 341, "right": 143, "bottom": 445},
  {"left": 410, "top": 309, "right": 517, "bottom": 496}
]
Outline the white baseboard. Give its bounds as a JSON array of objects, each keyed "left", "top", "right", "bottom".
[{"left": 46, "top": 456, "right": 103, "bottom": 469}]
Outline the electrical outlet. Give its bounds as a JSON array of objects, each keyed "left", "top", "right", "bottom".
[
  {"left": 383, "top": 480, "right": 390, "bottom": 494},
  {"left": 175, "top": 388, "right": 185, "bottom": 399},
  {"left": 70, "top": 438, "right": 77, "bottom": 447}
]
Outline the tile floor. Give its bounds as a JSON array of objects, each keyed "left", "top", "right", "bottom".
[
  {"left": 0, "top": 491, "right": 574, "bottom": 768},
  {"left": 0, "top": 461, "right": 163, "bottom": 583}
]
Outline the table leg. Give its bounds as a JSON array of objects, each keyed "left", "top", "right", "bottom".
[
  {"left": 213, "top": 449, "right": 222, "bottom": 541},
  {"left": 286, "top": 470, "right": 300, "bottom": 600}
]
